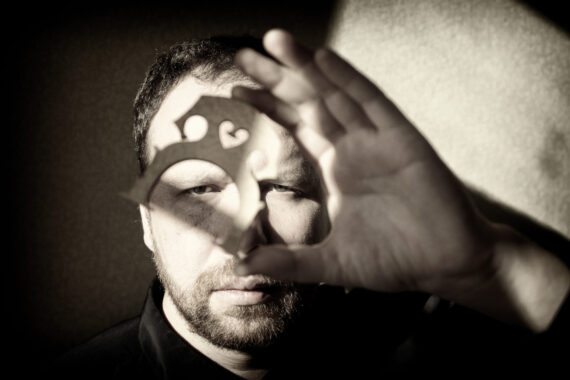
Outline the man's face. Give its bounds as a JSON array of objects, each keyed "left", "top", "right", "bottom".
[{"left": 141, "top": 74, "right": 329, "bottom": 351}]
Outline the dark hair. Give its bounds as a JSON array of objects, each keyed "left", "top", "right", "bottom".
[{"left": 133, "top": 35, "right": 265, "bottom": 173}]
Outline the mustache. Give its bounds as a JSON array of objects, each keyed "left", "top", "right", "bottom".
[{"left": 199, "top": 258, "right": 296, "bottom": 293}]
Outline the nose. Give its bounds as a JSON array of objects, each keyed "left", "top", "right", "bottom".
[{"left": 236, "top": 206, "right": 269, "bottom": 260}]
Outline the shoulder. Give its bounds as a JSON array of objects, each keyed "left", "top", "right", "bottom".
[{"left": 51, "top": 317, "right": 154, "bottom": 379}]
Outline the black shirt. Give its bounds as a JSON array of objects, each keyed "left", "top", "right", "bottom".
[{"left": 53, "top": 279, "right": 568, "bottom": 378}]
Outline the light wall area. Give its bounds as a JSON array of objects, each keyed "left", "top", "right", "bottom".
[{"left": 328, "top": 0, "right": 569, "bottom": 237}]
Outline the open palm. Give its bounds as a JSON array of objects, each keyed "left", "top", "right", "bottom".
[{"left": 233, "top": 29, "right": 494, "bottom": 294}]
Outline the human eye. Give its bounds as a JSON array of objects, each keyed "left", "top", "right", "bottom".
[
  {"left": 182, "top": 185, "right": 218, "bottom": 195},
  {"left": 266, "top": 183, "right": 308, "bottom": 197},
  {"left": 271, "top": 184, "right": 293, "bottom": 193}
]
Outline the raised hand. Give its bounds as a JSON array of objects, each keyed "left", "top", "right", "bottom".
[
  {"left": 231, "top": 30, "right": 570, "bottom": 332},
  {"left": 232, "top": 29, "right": 494, "bottom": 295}
]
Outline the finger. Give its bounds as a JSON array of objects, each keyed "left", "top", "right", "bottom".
[
  {"left": 315, "top": 48, "right": 409, "bottom": 131},
  {"left": 322, "top": 88, "right": 377, "bottom": 133},
  {"left": 232, "top": 86, "right": 342, "bottom": 162},
  {"left": 262, "top": 29, "right": 313, "bottom": 69},
  {"left": 256, "top": 32, "right": 377, "bottom": 135},
  {"left": 235, "top": 48, "right": 346, "bottom": 158},
  {"left": 264, "top": 29, "right": 340, "bottom": 97},
  {"left": 235, "top": 48, "right": 316, "bottom": 104},
  {"left": 232, "top": 86, "right": 300, "bottom": 128},
  {"left": 235, "top": 243, "right": 343, "bottom": 287}
]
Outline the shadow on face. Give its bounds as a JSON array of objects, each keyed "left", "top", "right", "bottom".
[{"left": 142, "top": 76, "right": 330, "bottom": 261}]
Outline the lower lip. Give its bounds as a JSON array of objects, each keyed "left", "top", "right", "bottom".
[{"left": 212, "top": 289, "right": 270, "bottom": 305}]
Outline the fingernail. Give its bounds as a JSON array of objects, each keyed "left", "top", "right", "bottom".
[
  {"left": 231, "top": 86, "right": 243, "bottom": 97},
  {"left": 235, "top": 263, "right": 250, "bottom": 276}
]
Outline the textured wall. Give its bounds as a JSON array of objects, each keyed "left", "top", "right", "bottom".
[{"left": 328, "top": 0, "right": 570, "bottom": 237}]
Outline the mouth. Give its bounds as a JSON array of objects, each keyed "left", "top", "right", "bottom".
[
  {"left": 211, "top": 289, "right": 271, "bottom": 305},
  {"left": 212, "top": 277, "right": 282, "bottom": 306}
]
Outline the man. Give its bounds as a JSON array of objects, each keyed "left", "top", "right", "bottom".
[{"left": 56, "top": 29, "right": 569, "bottom": 378}]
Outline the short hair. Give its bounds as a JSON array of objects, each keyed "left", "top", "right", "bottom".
[{"left": 133, "top": 35, "right": 266, "bottom": 173}]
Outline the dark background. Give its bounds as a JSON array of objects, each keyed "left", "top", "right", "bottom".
[{"left": 5, "top": 0, "right": 569, "bottom": 372}]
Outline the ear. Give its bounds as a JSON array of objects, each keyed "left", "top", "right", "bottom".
[{"left": 139, "top": 205, "right": 156, "bottom": 252}]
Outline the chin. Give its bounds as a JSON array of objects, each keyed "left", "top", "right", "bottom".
[{"left": 190, "top": 293, "right": 305, "bottom": 352}]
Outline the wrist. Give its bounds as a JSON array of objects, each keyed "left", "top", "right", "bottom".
[
  {"left": 418, "top": 217, "right": 498, "bottom": 305},
  {"left": 431, "top": 223, "right": 570, "bottom": 332},
  {"left": 490, "top": 224, "right": 570, "bottom": 332}
]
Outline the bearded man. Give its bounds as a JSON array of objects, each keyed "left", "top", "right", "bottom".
[{"left": 54, "top": 30, "right": 569, "bottom": 379}]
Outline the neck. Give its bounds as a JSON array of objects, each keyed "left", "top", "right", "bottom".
[{"left": 162, "top": 291, "right": 269, "bottom": 380}]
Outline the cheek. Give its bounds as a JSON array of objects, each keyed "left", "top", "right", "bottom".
[
  {"left": 266, "top": 198, "right": 327, "bottom": 244},
  {"left": 148, "top": 194, "right": 239, "bottom": 288},
  {"left": 149, "top": 211, "right": 213, "bottom": 285},
  {"left": 151, "top": 185, "right": 240, "bottom": 242},
  {"left": 180, "top": 201, "right": 230, "bottom": 236}
]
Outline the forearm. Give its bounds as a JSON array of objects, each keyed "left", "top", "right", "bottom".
[{"left": 435, "top": 223, "right": 570, "bottom": 333}]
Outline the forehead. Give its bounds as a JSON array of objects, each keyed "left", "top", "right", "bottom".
[{"left": 147, "top": 75, "right": 315, "bottom": 185}]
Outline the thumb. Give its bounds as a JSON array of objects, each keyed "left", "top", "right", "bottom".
[{"left": 236, "top": 243, "right": 339, "bottom": 285}]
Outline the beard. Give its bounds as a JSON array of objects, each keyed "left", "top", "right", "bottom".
[{"left": 154, "top": 255, "right": 312, "bottom": 353}]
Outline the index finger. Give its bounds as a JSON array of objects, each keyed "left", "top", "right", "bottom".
[
  {"left": 315, "top": 48, "right": 410, "bottom": 131},
  {"left": 262, "top": 29, "right": 313, "bottom": 69},
  {"left": 263, "top": 29, "right": 336, "bottom": 95}
]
